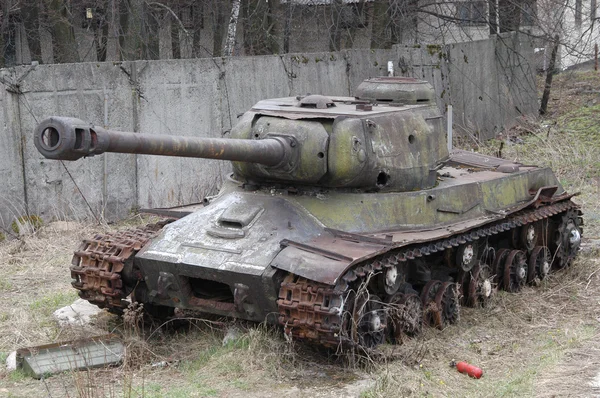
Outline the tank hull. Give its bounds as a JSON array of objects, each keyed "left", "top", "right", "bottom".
[{"left": 130, "top": 150, "right": 575, "bottom": 329}]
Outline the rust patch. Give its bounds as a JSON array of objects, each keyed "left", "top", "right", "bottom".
[
  {"left": 70, "top": 219, "right": 173, "bottom": 311},
  {"left": 188, "top": 297, "right": 235, "bottom": 312}
]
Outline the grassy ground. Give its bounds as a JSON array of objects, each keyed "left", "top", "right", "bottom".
[
  {"left": 360, "top": 250, "right": 600, "bottom": 397},
  {"left": 1, "top": 71, "right": 600, "bottom": 397}
]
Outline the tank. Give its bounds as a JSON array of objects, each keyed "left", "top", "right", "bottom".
[{"left": 34, "top": 77, "right": 583, "bottom": 348}]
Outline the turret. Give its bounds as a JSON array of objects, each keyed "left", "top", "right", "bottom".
[{"left": 34, "top": 77, "right": 448, "bottom": 191}]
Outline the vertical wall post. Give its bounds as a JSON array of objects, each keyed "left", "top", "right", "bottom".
[
  {"left": 102, "top": 87, "right": 109, "bottom": 220},
  {"left": 130, "top": 62, "right": 140, "bottom": 210},
  {"left": 447, "top": 104, "right": 453, "bottom": 152}
]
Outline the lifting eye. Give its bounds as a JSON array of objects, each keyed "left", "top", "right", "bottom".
[{"left": 408, "top": 134, "right": 415, "bottom": 144}]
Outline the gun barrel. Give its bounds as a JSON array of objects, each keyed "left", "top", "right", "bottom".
[{"left": 34, "top": 117, "right": 287, "bottom": 166}]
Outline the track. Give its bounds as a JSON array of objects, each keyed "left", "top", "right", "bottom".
[
  {"left": 70, "top": 219, "right": 174, "bottom": 312},
  {"left": 277, "top": 200, "right": 583, "bottom": 348}
]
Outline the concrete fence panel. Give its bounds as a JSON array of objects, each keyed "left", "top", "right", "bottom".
[
  {"left": 0, "top": 88, "right": 26, "bottom": 229},
  {"left": 135, "top": 59, "right": 224, "bottom": 209},
  {"left": 19, "top": 63, "right": 136, "bottom": 224}
]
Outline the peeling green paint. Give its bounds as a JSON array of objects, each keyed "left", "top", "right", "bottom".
[{"left": 290, "top": 168, "right": 560, "bottom": 233}]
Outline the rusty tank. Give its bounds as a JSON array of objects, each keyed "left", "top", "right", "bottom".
[{"left": 34, "top": 77, "right": 583, "bottom": 348}]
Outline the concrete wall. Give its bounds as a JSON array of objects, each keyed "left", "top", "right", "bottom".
[
  {"left": 395, "top": 33, "right": 537, "bottom": 138},
  {"left": 0, "top": 32, "right": 536, "bottom": 230}
]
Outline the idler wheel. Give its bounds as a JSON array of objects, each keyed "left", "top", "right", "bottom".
[
  {"left": 529, "top": 246, "right": 552, "bottom": 282},
  {"left": 503, "top": 250, "right": 527, "bottom": 292},
  {"left": 420, "top": 280, "right": 443, "bottom": 328},
  {"left": 553, "top": 210, "right": 583, "bottom": 268},
  {"left": 386, "top": 293, "right": 423, "bottom": 343},
  {"left": 492, "top": 248, "right": 510, "bottom": 288},
  {"left": 434, "top": 282, "right": 460, "bottom": 328},
  {"left": 351, "top": 292, "right": 386, "bottom": 348}
]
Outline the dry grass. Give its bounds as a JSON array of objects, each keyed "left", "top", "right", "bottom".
[
  {"left": 0, "top": 218, "right": 366, "bottom": 397},
  {"left": 457, "top": 70, "right": 600, "bottom": 239},
  {"left": 0, "top": 221, "right": 100, "bottom": 349},
  {"left": 360, "top": 250, "right": 600, "bottom": 398}
]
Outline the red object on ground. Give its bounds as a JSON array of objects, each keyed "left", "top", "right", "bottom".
[{"left": 455, "top": 361, "right": 483, "bottom": 379}]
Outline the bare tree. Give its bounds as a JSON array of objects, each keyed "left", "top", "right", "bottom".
[
  {"left": 46, "top": 0, "right": 79, "bottom": 63},
  {"left": 0, "top": 0, "right": 595, "bottom": 75},
  {"left": 371, "top": 0, "right": 392, "bottom": 49},
  {"left": 21, "top": 0, "right": 42, "bottom": 62},
  {"left": 242, "top": 0, "right": 278, "bottom": 55}
]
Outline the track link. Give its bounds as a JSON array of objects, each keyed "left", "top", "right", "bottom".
[
  {"left": 277, "top": 200, "right": 581, "bottom": 347},
  {"left": 70, "top": 219, "right": 173, "bottom": 312}
]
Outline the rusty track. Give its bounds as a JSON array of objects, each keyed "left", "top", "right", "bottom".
[
  {"left": 70, "top": 219, "right": 173, "bottom": 312},
  {"left": 277, "top": 200, "right": 581, "bottom": 347}
]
